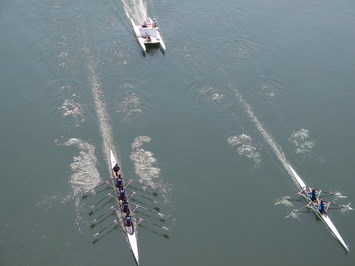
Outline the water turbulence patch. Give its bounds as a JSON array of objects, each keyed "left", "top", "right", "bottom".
[
  {"left": 227, "top": 134, "right": 261, "bottom": 166},
  {"left": 247, "top": 78, "right": 288, "bottom": 105},
  {"left": 130, "top": 136, "right": 171, "bottom": 202},
  {"left": 191, "top": 82, "right": 237, "bottom": 113},
  {"left": 288, "top": 129, "right": 315, "bottom": 155}
]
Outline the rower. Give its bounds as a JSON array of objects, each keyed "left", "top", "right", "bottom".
[
  {"left": 317, "top": 199, "right": 326, "bottom": 215},
  {"left": 125, "top": 213, "right": 132, "bottom": 227},
  {"left": 112, "top": 163, "right": 120, "bottom": 177},
  {"left": 115, "top": 174, "right": 123, "bottom": 188},
  {"left": 119, "top": 187, "right": 126, "bottom": 201},
  {"left": 122, "top": 199, "right": 130, "bottom": 214},
  {"left": 308, "top": 187, "right": 317, "bottom": 202}
]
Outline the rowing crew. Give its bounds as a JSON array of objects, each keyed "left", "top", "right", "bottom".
[
  {"left": 112, "top": 163, "right": 133, "bottom": 227},
  {"left": 307, "top": 187, "right": 327, "bottom": 215}
]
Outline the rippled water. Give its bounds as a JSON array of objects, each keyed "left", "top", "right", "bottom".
[{"left": 1, "top": 0, "right": 355, "bottom": 265}]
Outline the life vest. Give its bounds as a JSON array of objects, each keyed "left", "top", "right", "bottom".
[
  {"left": 122, "top": 202, "right": 129, "bottom": 212},
  {"left": 115, "top": 177, "right": 123, "bottom": 187},
  {"left": 318, "top": 201, "right": 324, "bottom": 212},
  {"left": 309, "top": 189, "right": 316, "bottom": 201},
  {"left": 119, "top": 188, "right": 125, "bottom": 199},
  {"left": 125, "top": 216, "right": 132, "bottom": 226}
]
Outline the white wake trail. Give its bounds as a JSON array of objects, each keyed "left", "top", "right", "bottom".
[
  {"left": 121, "top": 0, "right": 147, "bottom": 23},
  {"left": 85, "top": 52, "right": 118, "bottom": 166}
]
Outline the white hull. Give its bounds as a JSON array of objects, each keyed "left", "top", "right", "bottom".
[
  {"left": 289, "top": 165, "right": 349, "bottom": 252},
  {"left": 130, "top": 17, "right": 166, "bottom": 52},
  {"left": 110, "top": 150, "right": 139, "bottom": 264}
]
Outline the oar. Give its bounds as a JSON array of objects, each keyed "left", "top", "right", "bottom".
[
  {"left": 287, "top": 192, "right": 302, "bottom": 199},
  {"left": 81, "top": 180, "right": 112, "bottom": 199},
  {"left": 124, "top": 178, "right": 159, "bottom": 190},
  {"left": 129, "top": 197, "right": 162, "bottom": 212},
  {"left": 90, "top": 192, "right": 113, "bottom": 209},
  {"left": 129, "top": 202, "right": 167, "bottom": 218},
  {"left": 93, "top": 219, "right": 119, "bottom": 237},
  {"left": 326, "top": 202, "right": 353, "bottom": 210},
  {"left": 129, "top": 191, "right": 160, "bottom": 205},
  {"left": 138, "top": 218, "right": 170, "bottom": 231},
  {"left": 314, "top": 189, "right": 336, "bottom": 196},
  {"left": 82, "top": 180, "right": 113, "bottom": 194},
  {"left": 91, "top": 204, "right": 117, "bottom": 223}
]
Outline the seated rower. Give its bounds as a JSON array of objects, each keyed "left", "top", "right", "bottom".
[
  {"left": 142, "top": 20, "right": 147, "bottom": 28},
  {"left": 125, "top": 213, "right": 132, "bottom": 227},
  {"left": 115, "top": 174, "right": 123, "bottom": 188},
  {"left": 122, "top": 199, "right": 130, "bottom": 214},
  {"left": 119, "top": 187, "right": 126, "bottom": 201},
  {"left": 112, "top": 163, "right": 120, "bottom": 177},
  {"left": 308, "top": 187, "right": 317, "bottom": 202},
  {"left": 317, "top": 199, "right": 327, "bottom": 215}
]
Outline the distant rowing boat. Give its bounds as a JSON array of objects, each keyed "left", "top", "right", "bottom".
[
  {"left": 110, "top": 150, "right": 139, "bottom": 264},
  {"left": 288, "top": 165, "right": 349, "bottom": 252}
]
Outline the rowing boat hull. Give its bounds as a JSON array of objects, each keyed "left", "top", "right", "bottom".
[
  {"left": 110, "top": 150, "right": 140, "bottom": 264},
  {"left": 289, "top": 165, "right": 349, "bottom": 252}
]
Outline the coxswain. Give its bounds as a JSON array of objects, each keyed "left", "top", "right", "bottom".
[
  {"left": 317, "top": 199, "right": 326, "bottom": 215},
  {"left": 112, "top": 163, "right": 120, "bottom": 177},
  {"left": 142, "top": 20, "right": 147, "bottom": 28},
  {"left": 119, "top": 187, "right": 126, "bottom": 201},
  {"left": 115, "top": 174, "right": 123, "bottom": 188},
  {"left": 122, "top": 199, "right": 130, "bottom": 214},
  {"left": 125, "top": 213, "right": 132, "bottom": 227},
  {"left": 308, "top": 187, "right": 317, "bottom": 202}
]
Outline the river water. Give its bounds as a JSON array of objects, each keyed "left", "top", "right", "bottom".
[{"left": 1, "top": 0, "right": 355, "bottom": 265}]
